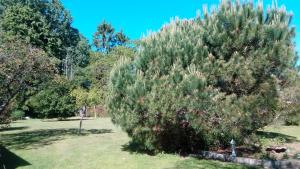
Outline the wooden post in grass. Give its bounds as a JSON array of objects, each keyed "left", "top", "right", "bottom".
[
  {"left": 94, "top": 105, "right": 97, "bottom": 118},
  {"left": 78, "top": 105, "right": 86, "bottom": 135}
]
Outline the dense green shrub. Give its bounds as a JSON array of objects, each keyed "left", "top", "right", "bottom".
[
  {"left": 107, "top": 1, "right": 297, "bottom": 153},
  {"left": 27, "top": 78, "right": 77, "bottom": 119},
  {"left": 10, "top": 110, "right": 25, "bottom": 121}
]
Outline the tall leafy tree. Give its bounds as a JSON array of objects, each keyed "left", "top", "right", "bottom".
[
  {"left": 0, "top": 0, "right": 81, "bottom": 72},
  {"left": 0, "top": 4, "right": 51, "bottom": 51},
  {"left": 64, "top": 35, "right": 90, "bottom": 80},
  {"left": 0, "top": 41, "right": 55, "bottom": 125}
]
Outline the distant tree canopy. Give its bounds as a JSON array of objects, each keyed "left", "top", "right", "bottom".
[
  {"left": 107, "top": 1, "right": 298, "bottom": 153},
  {"left": 0, "top": 0, "right": 89, "bottom": 73},
  {"left": 63, "top": 35, "right": 90, "bottom": 80},
  {"left": 93, "top": 20, "right": 129, "bottom": 52},
  {"left": 72, "top": 46, "right": 135, "bottom": 110}
]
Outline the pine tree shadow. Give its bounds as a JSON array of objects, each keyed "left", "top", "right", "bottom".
[
  {"left": 121, "top": 141, "right": 155, "bottom": 156},
  {"left": 0, "top": 128, "right": 112, "bottom": 150},
  {"left": 0, "top": 145, "right": 31, "bottom": 169},
  {"left": 0, "top": 126, "right": 29, "bottom": 132},
  {"left": 42, "top": 118, "right": 94, "bottom": 122}
]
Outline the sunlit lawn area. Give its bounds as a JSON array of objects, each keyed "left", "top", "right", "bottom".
[
  {"left": 0, "top": 118, "right": 259, "bottom": 169},
  {"left": 262, "top": 125, "right": 300, "bottom": 140}
]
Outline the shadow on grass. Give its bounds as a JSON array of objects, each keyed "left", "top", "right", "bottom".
[
  {"left": 0, "top": 145, "right": 31, "bottom": 169},
  {"left": 0, "top": 126, "right": 29, "bottom": 132},
  {"left": 0, "top": 128, "right": 112, "bottom": 150},
  {"left": 41, "top": 118, "right": 93, "bottom": 122},
  {"left": 168, "top": 157, "right": 259, "bottom": 169},
  {"left": 256, "top": 131, "right": 298, "bottom": 142},
  {"left": 121, "top": 141, "right": 155, "bottom": 156}
]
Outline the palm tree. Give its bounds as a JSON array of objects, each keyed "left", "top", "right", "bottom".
[{"left": 93, "top": 20, "right": 115, "bottom": 52}]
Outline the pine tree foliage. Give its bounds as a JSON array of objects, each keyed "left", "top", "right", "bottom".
[{"left": 107, "top": 1, "right": 297, "bottom": 153}]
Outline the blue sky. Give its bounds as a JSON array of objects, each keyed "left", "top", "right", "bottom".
[{"left": 62, "top": 0, "right": 299, "bottom": 56}]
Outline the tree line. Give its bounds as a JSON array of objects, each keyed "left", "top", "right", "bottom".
[{"left": 0, "top": 0, "right": 133, "bottom": 124}]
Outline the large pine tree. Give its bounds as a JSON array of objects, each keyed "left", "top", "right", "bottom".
[{"left": 107, "top": 1, "right": 298, "bottom": 153}]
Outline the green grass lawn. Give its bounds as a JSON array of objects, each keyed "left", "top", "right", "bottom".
[{"left": 0, "top": 118, "right": 258, "bottom": 169}]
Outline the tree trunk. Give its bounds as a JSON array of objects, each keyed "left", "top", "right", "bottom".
[
  {"left": 78, "top": 105, "right": 86, "bottom": 135},
  {"left": 65, "top": 58, "right": 68, "bottom": 79},
  {"left": 79, "top": 115, "right": 83, "bottom": 134},
  {"left": 102, "top": 34, "right": 106, "bottom": 51}
]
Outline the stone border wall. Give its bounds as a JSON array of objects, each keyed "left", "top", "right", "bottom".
[{"left": 190, "top": 151, "right": 300, "bottom": 169}]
